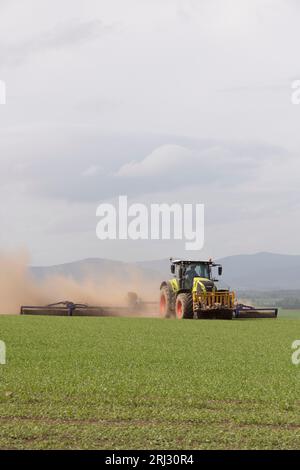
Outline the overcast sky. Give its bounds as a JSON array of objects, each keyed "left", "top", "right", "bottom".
[{"left": 0, "top": 0, "right": 300, "bottom": 265}]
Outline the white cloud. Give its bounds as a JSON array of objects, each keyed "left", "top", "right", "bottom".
[
  {"left": 116, "top": 144, "right": 192, "bottom": 177},
  {"left": 82, "top": 164, "right": 103, "bottom": 177}
]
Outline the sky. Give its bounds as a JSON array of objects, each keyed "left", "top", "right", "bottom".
[{"left": 0, "top": 0, "right": 300, "bottom": 265}]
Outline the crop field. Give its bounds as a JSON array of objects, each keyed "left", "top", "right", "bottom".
[
  {"left": 0, "top": 313, "right": 300, "bottom": 449},
  {"left": 279, "top": 309, "right": 300, "bottom": 319}
]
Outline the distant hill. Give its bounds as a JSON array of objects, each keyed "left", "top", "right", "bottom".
[
  {"left": 31, "top": 258, "right": 164, "bottom": 284},
  {"left": 30, "top": 252, "right": 300, "bottom": 291},
  {"left": 218, "top": 252, "right": 300, "bottom": 290}
]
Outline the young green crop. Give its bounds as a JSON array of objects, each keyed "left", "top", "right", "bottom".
[{"left": 0, "top": 315, "right": 299, "bottom": 449}]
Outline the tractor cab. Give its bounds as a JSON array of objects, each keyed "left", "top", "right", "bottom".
[{"left": 170, "top": 259, "right": 222, "bottom": 291}]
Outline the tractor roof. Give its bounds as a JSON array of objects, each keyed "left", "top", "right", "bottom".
[{"left": 170, "top": 259, "right": 213, "bottom": 265}]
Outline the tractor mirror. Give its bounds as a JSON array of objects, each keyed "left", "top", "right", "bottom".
[
  {"left": 171, "top": 264, "right": 175, "bottom": 274},
  {"left": 218, "top": 266, "right": 223, "bottom": 276}
]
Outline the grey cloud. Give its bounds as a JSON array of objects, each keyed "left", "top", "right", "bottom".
[{"left": 0, "top": 128, "right": 288, "bottom": 203}]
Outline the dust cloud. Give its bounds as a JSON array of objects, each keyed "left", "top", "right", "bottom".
[{"left": 0, "top": 251, "right": 158, "bottom": 315}]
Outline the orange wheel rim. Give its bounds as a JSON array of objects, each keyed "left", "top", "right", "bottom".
[
  {"left": 176, "top": 300, "right": 183, "bottom": 319},
  {"left": 160, "top": 295, "right": 166, "bottom": 315}
]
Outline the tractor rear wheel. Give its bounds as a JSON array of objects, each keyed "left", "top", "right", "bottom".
[
  {"left": 175, "top": 293, "right": 194, "bottom": 319},
  {"left": 160, "top": 284, "right": 175, "bottom": 318}
]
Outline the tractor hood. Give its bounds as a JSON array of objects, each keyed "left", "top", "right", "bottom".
[{"left": 193, "top": 277, "right": 215, "bottom": 293}]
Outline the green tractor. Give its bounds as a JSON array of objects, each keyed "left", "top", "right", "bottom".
[
  {"left": 160, "top": 258, "right": 278, "bottom": 320},
  {"left": 160, "top": 258, "right": 235, "bottom": 319}
]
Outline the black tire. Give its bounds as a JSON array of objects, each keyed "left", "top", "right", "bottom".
[
  {"left": 175, "top": 293, "right": 194, "bottom": 319},
  {"left": 160, "top": 284, "right": 175, "bottom": 318}
]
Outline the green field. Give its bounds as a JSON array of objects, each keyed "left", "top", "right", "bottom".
[
  {"left": 279, "top": 309, "right": 300, "bottom": 319},
  {"left": 0, "top": 313, "right": 300, "bottom": 449}
]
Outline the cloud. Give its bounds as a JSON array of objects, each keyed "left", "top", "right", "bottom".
[
  {"left": 0, "top": 19, "right": 113, "bottom": 66},
  {"left": 0, "top": 126, "right": 289, "bottom": 204},
  {"left": 116, "top": 144, "right": 192, "bottom": 177},
  {"left": 82, "top": 164, "right": 104, "bottom": 177},
  {"left": 0, "top": 127, "right": 298, "bottom": 264},
  {"left": 114, "top": 140, "right": 287, "bottom": 196},
  {"left": 0, "top": 0, "right": 300, "bottom": 264}
]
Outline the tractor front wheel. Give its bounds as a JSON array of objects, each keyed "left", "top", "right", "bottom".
[{"left": 175, "top": 293, "right": 194, "bottom": 319}]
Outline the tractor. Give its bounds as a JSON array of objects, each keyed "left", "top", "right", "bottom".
[{"left": 159, "top": 258, "right": 278, "bottom": 320}]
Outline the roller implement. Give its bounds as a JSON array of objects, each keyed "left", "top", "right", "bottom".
[
  {"left": 20, "top": 295, "right": 155, "bottom": 317},
  {"left": 20, "top": 301, "right": 117, "bottom": 317},
  {"left": 160, "top": 259, "right": 278, "bottom": 320}
]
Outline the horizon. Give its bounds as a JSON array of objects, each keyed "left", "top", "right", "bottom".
[{"left": 29, "top": 250, "right": 300, "bottom": 268}]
